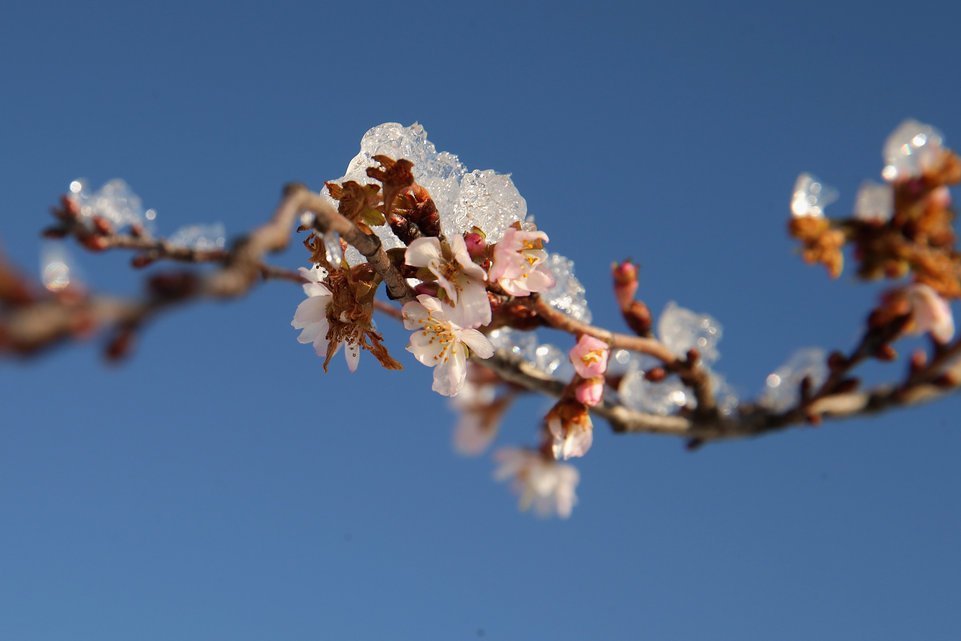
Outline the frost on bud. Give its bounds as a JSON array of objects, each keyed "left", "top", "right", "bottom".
[
  {"left": 546, "top": 399, "right": 593, "bottom": 460},
  {"left": 791, "top": 173, "right": 838, "bottom": 218},
  {"left": 853, "top": 180, "right": 894, "bottom": 223},
  {"left": 881, "top": 119, "right": 945, "bottom": 182}
]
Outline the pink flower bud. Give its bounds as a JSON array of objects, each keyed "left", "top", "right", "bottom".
[
  {"left": 612, "top": 260, "right": 639, "bottom": 309},
  {"left": 464, "top": 231, "right": 487, "bottom": 259},
  {"left": 413, "top": 281, "right": 440, "bottom": 298},
  {"left": 575, "top": 377, "right": 605, "bottom": 406}
]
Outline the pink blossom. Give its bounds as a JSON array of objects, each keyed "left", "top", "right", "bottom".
[
  {"left": 405, "top": 235, "right": 491, "bottom": 327},
  {"left": 402, "top": 295, "right": 494, "bottom": 397},
  {"left": 291, "top": 265, "right": 361, "bottom": 372},
  {"left": 569, "top": 334, "right": 610, "bottom": 379},
  {"left": 493, "top": 448, "right": 579, "bottom": 518},
  {"left": 489, "top": 227, "right": 555, "bottom": 296},
  {"left": 906, "top": 283, "right": 955, "bottom": 343},
  {"left": 575, "top": 377, "right": 605, "bottom": 407}
]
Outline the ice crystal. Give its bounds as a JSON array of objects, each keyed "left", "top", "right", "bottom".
[
  {"left": 657, "top": 302, "right": 722, "bottom": 364},
  {"left": 68, "top": 178, "right": 155, "bottom": 231},
  {"left": 330, "top": 123, "right": 526, "bottom": 262},
  {"left": 791, "top": 173, "right": 838, "bottom": 218},
  {"left": 760, "top": 347, "right": 828, "bottom": 412},
  {"left": 541, "top": 253, "right": 592, "bottom": 323},
  {"left": 853, "top": 180, "right": 894, "bottom": 222},
  {"left": 168, "top": 223, "right": 227, "bottom": 251},
  {"left": 881, "top": 119, "right": 944, "bottom": 182},
  {"left": 618, "top": 370, "right": 690, "bottom": 415}
]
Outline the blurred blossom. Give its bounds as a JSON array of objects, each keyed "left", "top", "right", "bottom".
[
  {"left": 493, "top": 448, "right": 579, "bottom": 518},
  {"left": 906, "top": 283, "right": 954, "bottom": 344}
]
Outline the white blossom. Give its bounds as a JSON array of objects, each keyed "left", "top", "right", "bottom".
[
  {"left": 291, "top": 265, "right": 360, "bottom": 372},
  {"left": 493, "top": 448, "right": 579, "bottom": 518},
  {"left": 405, "top": 235, "right": 491, "bottom": 327},
  {"left": 906, "top": 283, "right": 955, "bottom": 344},
  {"left": 403, "top": 295, "right": 494, "bottom": 397}
]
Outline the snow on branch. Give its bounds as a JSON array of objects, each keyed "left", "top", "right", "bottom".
[{"left": 2, "top": 121, "right": 961, "bottom": 517}]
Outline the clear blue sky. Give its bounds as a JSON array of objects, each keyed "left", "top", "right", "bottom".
[{"left": 2, "top": 1, "right": 960, "bottom": 639}]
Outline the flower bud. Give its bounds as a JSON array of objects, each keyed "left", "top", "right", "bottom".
[
  {"left": 612, "top": 260, "right": 639, "bottom": 310},
  {"left": 464, "top": 231, "right": 487, "bottom": 259},
  {"left": 92, "top": 216, "right": 113, "bottom": 236},
  {"left": 575, "top": 377, "right": 605, "bottom": 407},
  {"left": 623, "top": 300, "right": 652, "bottom": 336}
]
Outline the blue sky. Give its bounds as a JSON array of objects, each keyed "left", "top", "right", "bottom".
[{"left": 2, "top": 1, "right": 960, "bottom": 639}]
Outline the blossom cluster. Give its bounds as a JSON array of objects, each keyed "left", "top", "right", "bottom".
[
  {"left": 790, "top": 118, "right": 959, "bottom": 347},
  {"left": 285, "top": 121, "right": 960, "bottom": 519}
]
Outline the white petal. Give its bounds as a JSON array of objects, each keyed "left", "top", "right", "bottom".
[
  {"left": 345, "top": 341, "right": 361, "bottom": 372},
  {"left": 405, "top": 237, "right": 442, "bottom": 268},
  {"left": 407, "top": 331, "right": 448, "bottom": 365},
  {"left": 458, "top": 329, "right": 494, "bottom": 359},
  {"left": 451, "top": 281, "right": 492, "bottom": 328},
  {"left": 296, "top": 322, "right": 324, "bottom": 346},
  {"left": 451, "top": 234, "right": 487, "bottom": 281},
  {"left": 432, "top": 344, "right": 468, "bottom": 396},
  {"left": 292, "top": 296, "right": 329, "bottom": 329}
]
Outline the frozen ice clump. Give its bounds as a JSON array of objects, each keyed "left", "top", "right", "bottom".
[
  {"left": 657, "top": 302, "right": 722, "bottom": 364},
  {"left": 486, "top": 328, "right": 573, "bottom": 380},
  {"left": 449, "top": 170, "right": 527, "bottom": 242},
  {"left": 882, "top": 119, "right": 944, "bottom": 182},
  {"left": 168, "top": 223, "right": 227, "bottom": 251},
  {"left": 40, "top": 242, "right": 79, "bottom": 292},
  {"left": 791, "top": 173, "right": 838, "bottom": 218},
  {"left": 760, "top": 347, "right": 828, "bottom": 412},
  {"left": 489, "top": 328, "right": 537, "bottom": 360},
  {"left": 709, "top": 371, "right": 739, "bottom": 417},
  {"left": 331, "top": 123, "right": 526, "bottom": 263},
  {"left": 532, "top": 343, "right": 574, "bottom": 379},
  {"left": 853, "top": 180, "right": 894, "bottom": 222},
  {"left": 618, "top": 370, "right": 690, "bottom": 415},
  {"left": 541, "top": 254, "right": 592, "bottom": 323},
  {"left": 68, "top": 178, "right": 155, "bottom": 231}
]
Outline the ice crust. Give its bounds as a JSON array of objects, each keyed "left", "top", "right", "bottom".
[
  {"left": 882, "top": 119, "right": 944, "bottom": 181},
  {"left": 329, "top": 123, "right": 527, "bottom": 262},
  {"left": 760, "top": 347, "right": 828, "bottom": 412},
  {"left": 68, "top": 178, "right": 155, "bottom": 231},
  {"left": 791, "top": 173, "right": 838, "bottom": 219},
  {"left": 657, "top": 301, "right": 722, "bottom": 364},
  {"left": 168, "top": 223, "right": 227, "bottom": 251}
]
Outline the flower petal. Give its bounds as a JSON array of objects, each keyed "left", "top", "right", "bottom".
[
  {"left": 432, "top": 344, "right": 468, "bottom": 396},
  {"left": 458, "top": 328, "right": 494, "bottom": 359},
  {"left": 405, "top": 237, "right": 442, "bottom": 268}
]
